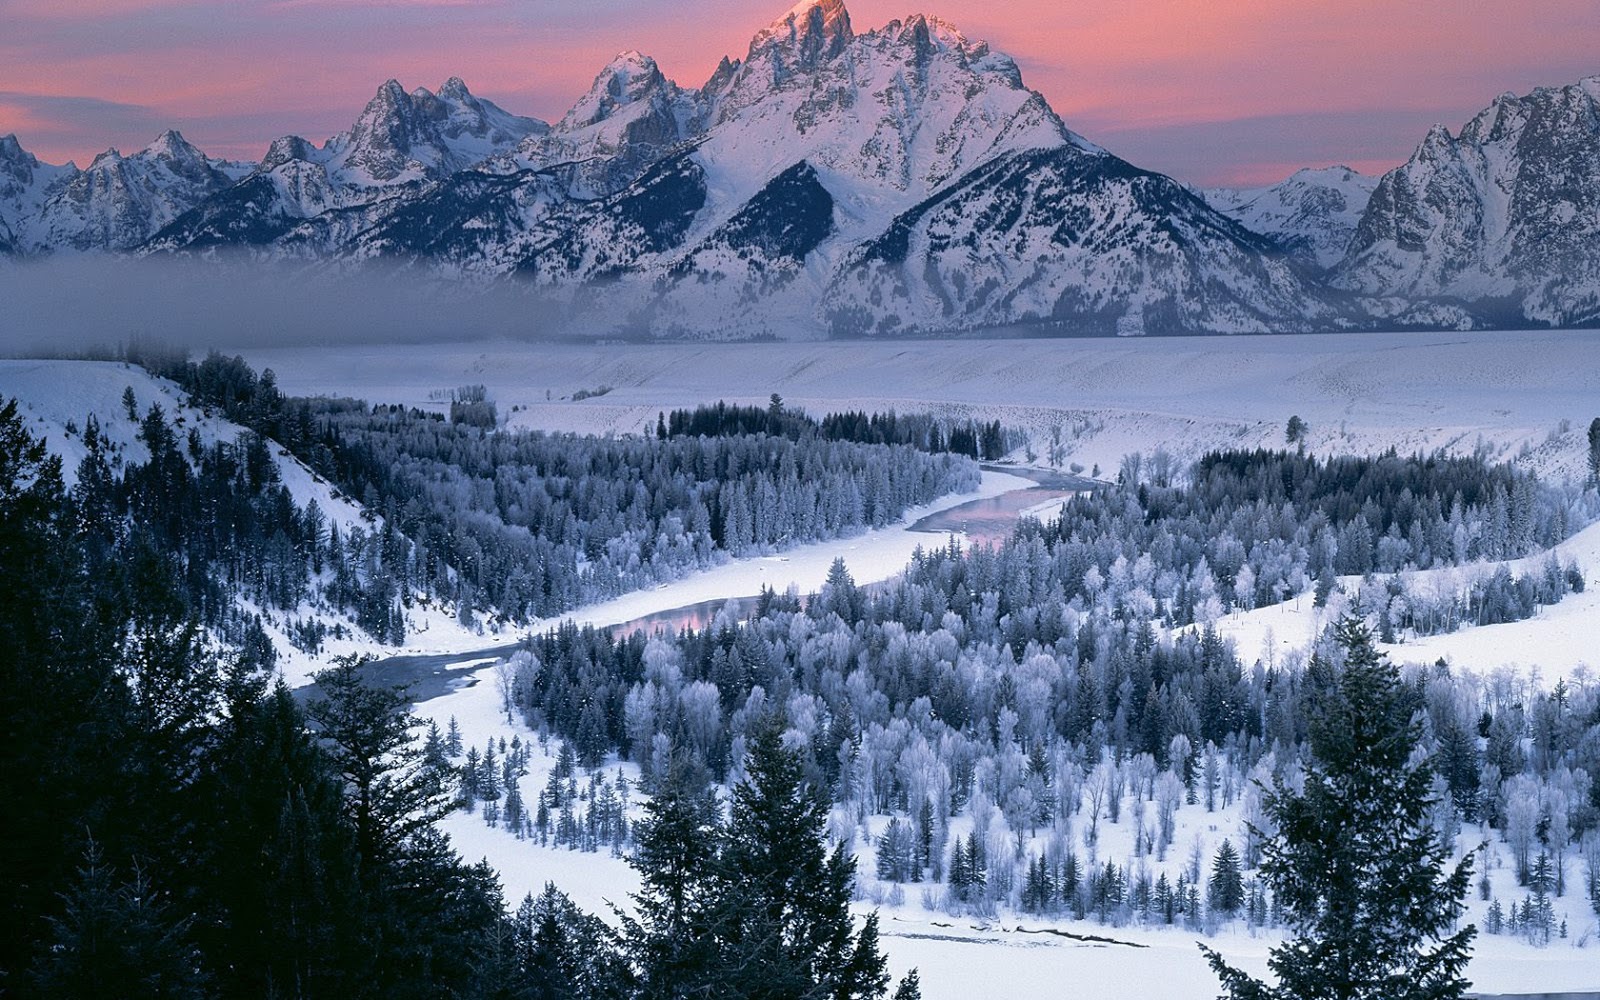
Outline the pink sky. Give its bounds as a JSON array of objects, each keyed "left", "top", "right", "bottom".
[{"left": 1, "top": 0, "right": 1593, "bottom": 186}]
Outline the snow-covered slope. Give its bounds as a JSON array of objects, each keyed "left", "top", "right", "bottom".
[
  {"left": 1336, "top": 76, "right": 1600, "bottom": 327},
  {"left": 1204, "top": 166, "right": 1377, "bottom": 270},
  {"left": 829, "top": 146, "right": 1340, "bottom": 336},
  {"left": 0, "top": 359, "right": 494, "bottom": 676}
]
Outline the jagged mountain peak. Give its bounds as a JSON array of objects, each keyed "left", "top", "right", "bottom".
[
  {"left": 0, "top": 134, "right": 34, "bottom": 164},
  {"left": 260, "top": 134, "right": 319, "bottom": 171},
  {"left": 745, "top": 0, "right": 855, "bottom": 81},
  {"left": 327, "top": 75, "right": 545, "bottom": 184},
  {"left": 142, "top": 129, "right": 208, "bottom": 164},
  {"left": 1204, "top": 165, "right": 1376, "bottom": 270},
  {"left": 559, "top": 51, "right": 675, "bottom": 132}
]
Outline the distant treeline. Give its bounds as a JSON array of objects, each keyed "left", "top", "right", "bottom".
[{"left": 662, "top": 397, "right": 1015, "bottom": 461}]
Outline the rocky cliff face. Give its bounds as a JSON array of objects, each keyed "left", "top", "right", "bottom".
[{"left": 1336, "top": 77, "right": 1600, "bottom": 327}]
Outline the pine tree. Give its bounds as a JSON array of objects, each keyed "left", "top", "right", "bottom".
[
  {"left": 712, "top": 723, "right": 890, "bottom": 1000},
  {"left": 626, "top": 753, "right": 724, "bottom": 999},
  {"left": 306, "top": 655, "right": 452, "bottom": 875},
  {"left": 1588, "top": 417, "right": 1600, "bottom": 485},
  {"left": 893, "top": 968, "right": 923, "bottom": 1000},
  {"left": 1202, "top": 616, "right": 1477, "bottom": 1000},
  {"left": 1208, "top": 839, "right": 1245, "bottom": 917},
  {"left": 29, "top": 841, "right": 207, "bottom": 1000}
]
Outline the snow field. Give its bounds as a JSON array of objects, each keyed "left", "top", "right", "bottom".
[
  {"left": 241, "top": 330, "right": 1600, "bottom": 484},
  {"left": 1206, "top": 517, "right": 1600, "bottom": 682}
]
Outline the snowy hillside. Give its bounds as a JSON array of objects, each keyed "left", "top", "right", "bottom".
[{"left": 0, "top": 359, "right": 497, "bottom": 678}]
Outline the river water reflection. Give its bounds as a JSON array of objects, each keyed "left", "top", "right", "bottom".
[{"left": 606, "top": 467, "right": 1098, "bottom": 637}]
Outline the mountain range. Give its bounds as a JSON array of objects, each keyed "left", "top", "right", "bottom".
[{"left": 2, "top": 0, "right": 1597, "bottom": 336}]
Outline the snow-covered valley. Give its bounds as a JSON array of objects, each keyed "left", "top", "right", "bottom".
[
  {"left": 233, "top": 334, "right": 1600, "bottom": 998},
  {"left": 4, "top": 339, "right": 1599, "bottom": 1000}
]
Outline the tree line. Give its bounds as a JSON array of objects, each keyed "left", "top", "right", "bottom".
[{"left": 661, "top": 396, "right": 1016, "bottom": 461}]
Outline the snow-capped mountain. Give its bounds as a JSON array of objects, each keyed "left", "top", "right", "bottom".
[
  {"left": 1335, "top": 76, "right": 1600, "bottom": 327},
  {"left": 498, "top": 52, "right": 702, "bottom": 198},
  {"left": 16, "top": 131, "right": 244, "bottom": 253},
  {"left": 322, "top": 77, "right": 547, "bottom": 186},
  {"left": 1204, "top": 166, "right": 1377, "bottom": 270},
  {"left": 144, "top": 77, "right": 546, "bottom": 254},
  {"left": 9, "top": 1, "right": 1600, "bottom": 334},
  {"left": 352, "top": 0, "right": 1336, "bottom": 337},
  {"left": 0, "top": 134, "right": 78, "bottom": 254},
  {"left": 830, "top": 146, "right": 1340, "bottom": 336}
]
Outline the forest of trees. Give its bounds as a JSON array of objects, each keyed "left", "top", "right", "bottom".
[
  {"left": 313, "top": 400, "right": 977, "bottom": 622},
  {"left": 499, "top": 447, "right": 1600, "bottom": 937},
  {"left": 96, "top": 347, "right": 977, "bottom": 641},
  {"left": 662, "top": 396, "right": 1016, "bottom": 461},
  {"left": 1, "top": 390, "right": 916, "bottom": 998}
]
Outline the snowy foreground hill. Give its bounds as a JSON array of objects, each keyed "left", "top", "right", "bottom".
[{"left": 3, "top": 1, "right": 1599, "bottom": 334}]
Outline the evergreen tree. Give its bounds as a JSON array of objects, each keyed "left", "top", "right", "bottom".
[
  {"left": 1208, "top": 839, "right": 1245, "bottom": 917},
  {"left": 893, "top": 968, "right": 923, "bottom": 1000},
  {"left": 1203, "top": 616, "right": 1476, "bottom": 1000},
  {"left": 1588, "top": 417, "right": 1600, "bottom": 485},
  {"left": 306, "top": 655, "right": 451, "bottom": 872},
  {"left": 626, "top": 754, "right": 724, "bottom": 1000},
  {"left": 712, "top": 723, "right": 890, "bottom": 1000},
  {"left": 29, "top": 841, "right": 207, "bottom": 1000}
]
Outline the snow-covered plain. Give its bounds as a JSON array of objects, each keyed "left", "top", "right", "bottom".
[
  {"left": 1209, "top": 518, "right": 1600, "bottom": 683},
  {"left": 242, "top": 329, "right": 1600, "bottom": 483}
]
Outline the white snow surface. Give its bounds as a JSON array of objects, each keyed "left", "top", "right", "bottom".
[
  {"left": 242, "top": 329, "right": 1600, "bottom": 484},
  {"left": 1208, "top": 517, "right": 1600, "bottom": 684}
]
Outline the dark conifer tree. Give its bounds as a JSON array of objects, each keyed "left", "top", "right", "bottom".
[
  {"left": 712, "top": 724, "right": 890, "bottom": 1000},
  {"left": 28, "top": 841, "right": 207, "bottom": 1000},
  {"left": 892, "top": 968, "right": 923, "bottom": 1000},
  {"left": 1208, "top": 839, "right": 1245, "bottom": 918},
  {"left": 626, "top": 754, "right": 724, "bottom": 1000},
  {"left": 1203, "top": 617, "right": 1476, "bottom": 1000}
]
